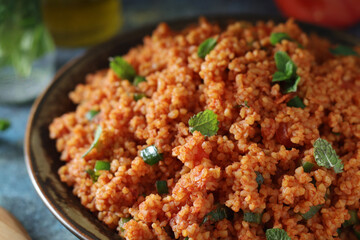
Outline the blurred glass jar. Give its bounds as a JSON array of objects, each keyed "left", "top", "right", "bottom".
[
  {"left": 0, "top": 0, "right": 55, "bottom": 104},
  {"left": 41, "top": 0, "right": 123, "bottom": 47}
]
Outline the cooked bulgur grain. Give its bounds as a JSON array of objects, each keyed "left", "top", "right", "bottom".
[{"left": 49, "top": 18, "right": 360, "bottom": 240}]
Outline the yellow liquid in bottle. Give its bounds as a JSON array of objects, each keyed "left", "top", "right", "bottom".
[{"left": 41, "top": 0, "right": 122, "bottom": 47}]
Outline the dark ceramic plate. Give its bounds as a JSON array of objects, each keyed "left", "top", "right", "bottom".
[{"left": 25, "top": 15, "right": 360, "bottom": 240}]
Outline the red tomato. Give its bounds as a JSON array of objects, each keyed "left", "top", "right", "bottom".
[{"left": 275, "top": 0, "right": 360, "bottom": 28}]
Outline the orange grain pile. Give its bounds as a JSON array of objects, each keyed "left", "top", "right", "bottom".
[{"left": 49, "top": 18, "right": 360, "bottom": 240}]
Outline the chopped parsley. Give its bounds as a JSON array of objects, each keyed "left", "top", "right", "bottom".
[
  {"left": 287, "top": 96, "right": 306, "bottom": 109},
  {"left": 140, "top": 145, "right": 163, "bottom": 166},
  {"left": 188, "top": 109, "right": 219, "bottom": 137},
  {"left": 330, "top": 45, "right": 359, "bottom": 56},
  {"left": 0, "top": 119, "right": 10, "bottom": 131},
  {"left": 156, "top": 180, "right": 168, "bottom": 194},
  {"left": 85, "top": 110, "right": 100, "bottom": 121},
  {"left": 134, "top": 76, "right": 146, "bottom": 86},
  {"left": 313, "top": 138, "right": 343, "bottom": 173},
  {"left": 109, "top": 56, "right": 136, "bottom": 82},
  {"left": 133, "top": 93, "right": 146, "bottom": 101},
  {"left": 82, "top": 125, "right": 102, "bottom": 158},
  {"left": 243, "top": 212, "right": 262, "bottom": 224},
  {"left": 270, "top": 32, "right": 292, "bottom": 45},
  {"left": 301, "top": 205, "right": 322, "bottom": 220},
  {"left": 266, "top": 228, "right": 291, "bottom": 240},
  {"left": 273, "top": 51, "right": 301, "bottom": 94},
  {"left": 198, "top": 38, "right": 217, "bottom": 59},
  {"left": 201, "top": 204, "right": 232, "bottom": 225}
]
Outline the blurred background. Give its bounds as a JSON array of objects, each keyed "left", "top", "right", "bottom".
[{"left": 0, "top": 0, "right": 359, "bottom": 239}]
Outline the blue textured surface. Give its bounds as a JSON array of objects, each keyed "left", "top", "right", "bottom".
[{"left": 0, "top": 1, "right": 359, "bottom": 239}]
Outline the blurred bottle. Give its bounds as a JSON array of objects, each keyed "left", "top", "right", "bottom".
[{"left": 41, "top": 0, "right": 123, "bottom": 47}]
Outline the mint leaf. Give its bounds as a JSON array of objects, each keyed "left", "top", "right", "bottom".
[
  {"left": 282, "top": 76, "right": 301, "bottom": 93},
  {"left": 313, "top": 138, "right": 343, "bottom": 173},
  {"left": 330, "top": 45, "right": 359, "bottom": 56},
  {"left": 266, "top": 228, "right": 291, "bottom": 240},
  {"left": 287, "top": 96, "right": 305, "bottom": 109},
  {"left": 198, "top": 38, "right": 217, "bottom": 59},
  {"left": 301, "top": 205, "right": 322, "bottom": 220},
  {"left": 82, "top": 125, "right": 102, "bottom": 158},
  {"left": 0, "top": 119, "right": 10, "bottom": 131},
  {"left": 188, "top": 109, "right": 219, "bottom": 137},
  {"left": 285, "top": 60, "right": 297, "bottom": 78},
  {"left": 274, "top": 51, "right": 292, "bottom": 73},
  {"left": 272, "top": 71, "right": 289, "bottom": 82},
  {"left": 270, "top": 32, "right": 292, "bottom": 45},
  {"left": 109, "top": 56, "right": 136, "bottom": 81}
]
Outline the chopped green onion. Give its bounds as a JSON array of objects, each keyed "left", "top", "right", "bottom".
[
  {"left": 270, "top": 32, "right": 292, "bottom": 45},
  {"left": 133, "top": 93, "right": 146, "bottom": 101},
  {"left": 119, "top": 217, "right": 132, "bottom": 232},
  {"left": 198, "top": 38, "right": 217, "bottom": 59},
  {"left": 109, "top": 56, "right": 136, "bottom": 82},
  {"left": 287, "top": 96, "right": 306, "bottom": 109},
  {"left": 86, "top": 169, "right": 99, "bottom": 182},
  {"left": 0, "top": 119, "right": 10, "bottom": 131},
  {"left": 82, "top": 125, "right": 102, "bottom": 158},
  {"left": 314, "top": 138, "right": 343, "bottom": 173},
  {"left": 140, "top": 145, "right": 163, "bottom": 166},
  {"left": 243, "top": 212, "right": 262, "bottom": 224},
  {"left": 330, "top": 45, "right": 359, "bottom": 56},
  {"left": 86, "top": 110, "right": 100, "bottom": 121},
  {"left": 343, "top": 210, "right": 359, "bottom": 228},
  {"left": 302, "top": 162, "right": 314, "bottom": 173},
  {"left": 188, "top": 109, "right": 219, "bottom": 137},
  {"left": 156, "top": 180, "right": 168, "bottom": 194},
  {"left": 94, "top": 160, "right": 110, "bottom": 171},
  {"left": 201, "top": 204, "right": 232, "bottom": 225},
  {"left": 255, "top": 171, "right": 264, "bottom": 190},
  {"left": 134, "top": 76, "right": 146, "bottom": 86},
  {"left": 265, "top": 228, "right": 291, "bottom": 240},
  {"left": 301, "top": 205, "right": 322, "bottom": 220}
]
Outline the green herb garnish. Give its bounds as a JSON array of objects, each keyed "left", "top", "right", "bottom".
[
  {"left": 343, "top": 210, "right": 359, "bottom": 228},
  {"left": 314, "top": 138, "right": 343, "bottom": 173},
  {"left": 86, "top": 110, "right": 100, "bottom": 121},
  {"left": 301, "top": 205, "right": 322, "bottom": 220},
  {"left": 201, "top": 204, "right": 231, "bottom": 225},
  {"left": 272, "top": 51, "right": 300, "bottom": 94},
  {"left": 270, "top": 32, "right": 292, "bottom": 45},
  {"left": 140, "top": 145, "right": 163, "bottom": 166},
  {"left": 109, "top": 56, "right": 136, "bottom": 81},
  {"left": 86, "top": 160, "right": 110, "bottom": 182},
  {"left": 255, "top": 171, "right": 264, "bottom": 189},
  {"left": 0, "top": 119, "right": 10, "bottom": 131},
  {"left": 82, "top": 125, "right": 102, "bottom": 158},
  {"left": 156, "top": 180, "right": 168, "bottom": 194},
  {"left": 94, "top": 160, "right": 110, "bottom": 171},
  {"left": 330, "top": 45, "right": 359, "bottom": 56},
  {"left": 188, "top": 109, "right": 219, "bottom": 137},
  {"left": 287, "top": 96, "right": 306, "bottom": 109},
  {"left": 119, "top": 217, "right": 132, "bottom": 232},
  {"left": 244, "top": 101, "right": 250, "bottom": 108},
  {"left": 184, "top": 238, "right": 189, "bottom": 240},
  {"left": 198, "top": 38, "right": 217, "bottom": 59},
  {"left": 302, "top": 162, "right": 314, "bottom": 173},
  {"left": 265, "top": 228, "right": 291, "bottom": 240},
  {"left": 243, "top": 212, "right": 262, "bottom": 224},
  {"left": 133, "top": 93, "right": 146, "bottom": 101},
  {"left": 134, "top": 76, "right": 146, "bottom": 86}
]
